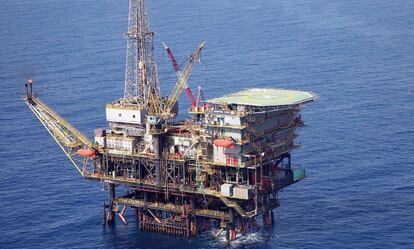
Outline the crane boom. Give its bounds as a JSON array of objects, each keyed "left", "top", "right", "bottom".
[
  {"left": 163, "top": 42, "right": 197, "bottom": 107},
  {"left": 184, "top": 87, "right": 197, "bottom": 107},
  {"left": 23, "top": 83, "right": 94, "bottom": 177},
  {"left": 162, "top": 42, "right": 181, "bottom": 75},
  {"left": 163, "top": 41, "right": 205, "bottom": 116}
]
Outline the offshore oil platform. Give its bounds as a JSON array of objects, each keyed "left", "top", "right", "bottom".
[{"left": 23, "top": 0, "right": 316, "bottom": 242}]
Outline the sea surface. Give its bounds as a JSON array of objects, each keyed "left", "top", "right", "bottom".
[{"left": 1, "top": 0, "right": 413, "bottom": 248}]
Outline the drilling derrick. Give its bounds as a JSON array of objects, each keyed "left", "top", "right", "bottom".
[
  {"left": 124, "top": 0, "right": 159, "bottom": 105},
  {"left": 23, "top": 0, "right": 317, "bottom": 243}
]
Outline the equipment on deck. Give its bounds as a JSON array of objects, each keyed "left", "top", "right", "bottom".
[{"left": 22, "top": 0, "right": 316, "bottom": 242}]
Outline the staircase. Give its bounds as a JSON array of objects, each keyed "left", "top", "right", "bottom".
[{"left": 219, "top": 196, "right": 256, "bottom": 218}]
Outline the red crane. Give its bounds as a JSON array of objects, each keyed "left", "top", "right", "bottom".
[{"left": 162, "top": 42, "right": 198, "bottom": 108}]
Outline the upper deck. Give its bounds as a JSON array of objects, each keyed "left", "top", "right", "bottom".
[{"left": 207, "top": 88, "right": 317, "bottom": 107}]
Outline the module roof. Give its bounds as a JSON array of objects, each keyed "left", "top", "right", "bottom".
[{"left": 207, "top": 88, "right": 316, "bottom": 107}]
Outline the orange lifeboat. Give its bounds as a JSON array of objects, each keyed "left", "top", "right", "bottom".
[
  {"left": 77, "top": 148, "right": 96, "bottom": 158},
  {"left": 213, "top": 138, "right": 235, "bottom": 148}
]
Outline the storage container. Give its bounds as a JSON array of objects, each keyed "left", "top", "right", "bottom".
[
  {"left": 220, "top": 183, "right": 233, "bottom": 197},
  {"left": 232, "top": 186, "right": 253, "bottom": 200}
]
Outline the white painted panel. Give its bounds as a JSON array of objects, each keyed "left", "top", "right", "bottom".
[
  {"left": 106, "top": 107, "right": 145, "bottom": 124},
  {"left": 213, "top": 146, "right": 226, "bottom": 163},
  {"left": 95, "top": 137, "right": 106, "bottom": 147},
  {"left": 106, "top": 137, "right": 135, "bottom": 151},
  {"left": 232, "top": 187, "right": 252, "bottom": 200},
  {"left": 224, "top": 115, "right": 241, "bottom": 126},
  {"left": 221, "top": 184, "right": 233, "bottom": 197}
]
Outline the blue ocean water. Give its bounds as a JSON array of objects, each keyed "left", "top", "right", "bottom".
[{"left": 1, "top": 0, "right": 413, "bottom": 248}]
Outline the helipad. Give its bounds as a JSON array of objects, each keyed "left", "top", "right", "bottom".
[{"left": 207, "top": 88, "right": 317, "bottom": 107}]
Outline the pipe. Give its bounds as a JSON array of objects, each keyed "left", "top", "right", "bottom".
[
  {"left": 215, "top": 228, "right": 224, "bottom": 237},
  {"left": 154, "top": 135, "right": 161, "bottom": 187},
  {"left": 118, "top": 211, "right": 128, "bottom": 225}
]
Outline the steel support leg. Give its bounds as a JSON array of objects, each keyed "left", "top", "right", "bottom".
[{"left": 107, "top": 183, "right": 116, "bottom": 223}]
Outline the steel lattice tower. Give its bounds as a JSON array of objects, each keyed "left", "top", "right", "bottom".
[{"left": 123, "top": 0, "right": 160, "bottom": 105}]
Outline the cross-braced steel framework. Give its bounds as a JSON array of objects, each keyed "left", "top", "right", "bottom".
[
  {"left": 22, "top": 0, "right": 316, "bottom": 242},
  {"left": 124, "top": 0, "right": 160, "bottom": 105}
]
